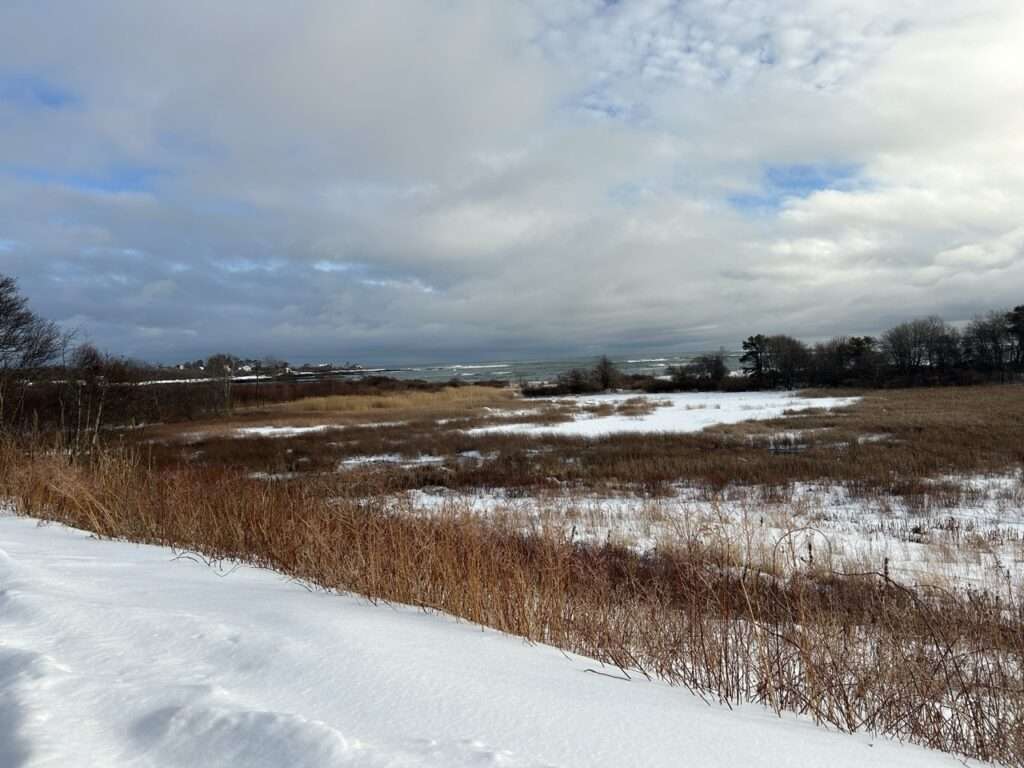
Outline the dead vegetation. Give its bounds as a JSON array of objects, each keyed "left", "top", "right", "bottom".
[
  {"left": 2, "top": 441, "right": 1023, "bottom": 766},
  {"left": 126, "top": 386, "right": 1024, "bottom": 513},
  {"left": 6, "top": 384, "right": 1024, "bottom": 764},
  {"left": 269, "top": 384, "right": 518, "bottom": 414}
]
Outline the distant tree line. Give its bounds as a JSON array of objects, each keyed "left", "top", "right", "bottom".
[
  {"left": 738, "top": 307, "right": 1023, "bottom": 389},
  {"left": 526, "top": 304, "right": 1024, "bottom": 396},
  {"left": 0, "top": 274, "right": 300, "bottom": 438},
  {"left": 2, "top": 270, "right": 1021, "bottom": 432},
  {"left": 0, "top": 273, "right": 500, "bottom": 437}
]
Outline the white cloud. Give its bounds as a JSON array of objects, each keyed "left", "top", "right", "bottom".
[{"left": 0, "top": 0, "right": 1021, "bottom": 361}]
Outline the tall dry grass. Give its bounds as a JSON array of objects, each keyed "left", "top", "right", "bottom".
[
  {"left": 2, "top": 440, "right": 1022, "bottom": 766},
  {"left": 133, "top": 386, "right": 1024, "bottom": 511},
  {"left": 271, "top": 385, "right": 515, "bottom": 413}
]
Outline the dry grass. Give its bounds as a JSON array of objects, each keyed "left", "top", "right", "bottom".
[
  {"left": 415, "top": 482, "right": 1024, "bottom": 596},
  {"left": 270, "top": 385, "right": 517, "bottom": 414},
  {"left": 117, "top": 385, "right": 1024, "bottom": 521},
  {"left": 10, "top": 384, "right": 1024, "bottom": 763},
  {"left": 2, "top": 441, "right": 1023, "bottom": 766},
  {"left": 612, "top": 396, "right": 665, "bottom": 417}
]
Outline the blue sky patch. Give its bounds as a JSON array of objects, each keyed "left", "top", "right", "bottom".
[
  {"left": 729, "top": 163, "right": 861, "bottom": 213},
  {"left": 0, "top": 74, "right": 77, "bottom": 109},
  {"left": 4, "top": 164, "right": 164, "bottom": 194},
  {"left": 566, "top": 82, "right": 651, "bottom": 126}
]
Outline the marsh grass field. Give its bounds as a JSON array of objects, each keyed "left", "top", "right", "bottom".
[
  {"left": 100, "top": 383, "right": 1024, "bottom": 593},
  {"left": 4, "top": 382, "right": 1024, "bottom": 764}
]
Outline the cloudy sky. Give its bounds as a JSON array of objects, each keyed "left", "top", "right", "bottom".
[{"left": 1, "top": 1, "right": 1022, "bottom": 364}]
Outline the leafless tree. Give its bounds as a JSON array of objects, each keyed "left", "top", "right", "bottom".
[
  {"left": 205, "top": 353, "right": 238, "bottom": 410},
  {"left": 686, "top": 350, "right": 729, "bottom": 384},
  {"left": 963, "top": 311, "right": 1010, "bottom": 377},
  {"left": 764, "top": 335, "right": 810, "bottom": 389},
  {"left": 0, "top": 274, "right": 63, "bottom": 426},
  {"left": 1006, "top": 305, "right": 1024, "bottom": 370},
  {"left": 592, "top": 355, "right": 620, "bottom": 391},
  {"left": 882, "top": 317, "right": 942, "bottom": 374}
]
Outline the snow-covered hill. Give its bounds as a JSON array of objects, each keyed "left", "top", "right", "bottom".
[{"left": 0, "top": 513, "right": 978, "bottom": 767}]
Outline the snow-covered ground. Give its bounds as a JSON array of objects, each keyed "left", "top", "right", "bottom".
[
  {"left": 404, "top": 472, "right": 1024, "bottom": 591},
  {"left": 337, "top": 453, "right": 446, "bottom": 469},
  {"left": 0, "top": 513, "right": 974, "bottom": 768},
  {"left": 234, "top": 421, "right": 408, "bottom": 439},
  {"left": 235, "top": 425, "right": 343, "bottom": 438},
  {"left": 468, "top": 391, "right": 860, "bottom": 437}
]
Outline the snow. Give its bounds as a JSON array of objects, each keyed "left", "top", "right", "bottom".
[
  {"left": 137, "top": 377, "right": 215, "bottom": 386},
  {"left": 480, "top": 407, "right": 542, "bottom": 418},
  {"left": 338, "top": 454, "right": 445, "bottom": 469},
  {"left": 246, "top": 471, "right": 301, "bottom": 481},
  {"left": 137, "top": 374, "right": 272, "bottom": 386},
  {"left": 221, "top": 421, "right": 408, "bottom": 440},
  {"left": 0, "top": 513, "right": 972, "bottom": 768},
  {"left": 468, "top": 391, "right": 860, "bottom": 437},
  {"left": 403, "top": 473, "right": 1024, "bottom": 591},
  {"left": 235, "top": 425, "right": 342, "bottom": 438}
]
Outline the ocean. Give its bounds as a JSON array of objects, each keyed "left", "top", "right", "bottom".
[{"left": 355, "top": 352, "right": 743, "bottom": 384}]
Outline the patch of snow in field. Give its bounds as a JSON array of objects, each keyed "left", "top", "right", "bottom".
[
  {"left": 405, "top": 472, "right": 1024, "bottom": 591},
  {"left": 137, "top": 374, "right": 273, "bottom": 386},
  {"left": 338, "top": 454, "right": 445, "bottom": 469},
  {"left": 247, "top": 471, "right": 301, "bottom": 481},
  {"left": 480, "top": 407, "right": 542, "bottom": 418},
  {"left": 0, "top": 513, "right": 967, "bottom": 767},
  {"left": 468, "top": 392, "right": 859, "bottom": 437},
  {"left": 233, "top": 421, "right": 408, "bottom": 439},
  {"left": 457, "top": 450, "right": 498, "bottom": 462},
  {"left": 857, "top": 433, "right": 894, "bottom": 444},
  {"left": 235, "top": 425, "right": 342, "bottom": 438},
  {"left": 137, "top": 377, "right": 216, "bottom": 386}
]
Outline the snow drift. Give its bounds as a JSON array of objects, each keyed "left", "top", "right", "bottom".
[{"left": 0, "top": 513, "right": 970, "bottom": 767}]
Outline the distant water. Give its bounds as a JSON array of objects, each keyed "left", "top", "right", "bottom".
[{"left": 358, "top": 352, "right": 742, "bottom": 385}]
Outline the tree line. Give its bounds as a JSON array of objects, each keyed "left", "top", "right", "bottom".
[
  {"left": 0, "top": 276, "right": 272, "bottom": 439},
  {"left": 525, "top": 304, "right": 1023, "bottom": 396},
  {"left": 2, "top": 271, "right": 1022, "bottom": 431},
  {"left": 0, "top": 274, "right": 483, "bottom": 438},
  {"left": 738, "top": 307, "right": 1023, "bottom": 389}
]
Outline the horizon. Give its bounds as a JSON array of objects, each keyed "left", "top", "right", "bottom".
[
  {"left": 123, "top": 348, "right": 737, "bottom": 370},
  {"left": 49, "top": 307, "right": 1005, "bottom": 368},
  {"left": 2, "top": 2, "right": 1022, "bottom": 362}
]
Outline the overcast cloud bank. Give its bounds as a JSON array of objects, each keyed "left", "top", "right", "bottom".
[{"left": 1, "top": 1, "right": 1022, "bottom": 362}]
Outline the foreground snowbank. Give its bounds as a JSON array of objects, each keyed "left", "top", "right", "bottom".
[
  {"left": 0, "top": 514, "right": 973, "bottom": 767},
  {"left": 469, "top": 391, "right": 860, "bottom": 437}
]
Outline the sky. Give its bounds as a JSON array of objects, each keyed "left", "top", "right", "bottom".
[{"left": 1, "top": 1, "right": 1022, "bottom": 365}]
